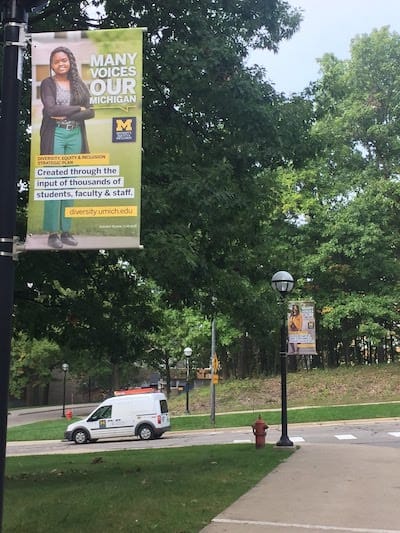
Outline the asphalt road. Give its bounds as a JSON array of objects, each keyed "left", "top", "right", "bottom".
[{"left": 6, "top": 418, "right": 400, "bottom": 457}]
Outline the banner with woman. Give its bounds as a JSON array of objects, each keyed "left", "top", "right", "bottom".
[
  {"left": 26, "top": 28, "right": 144, "bottom": 250},
  {"left": 288, "top": 300, "right": 317, "bottom": 355}
]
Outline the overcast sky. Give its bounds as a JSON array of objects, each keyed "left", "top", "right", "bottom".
[{"left": 248, "top": 0, "right": 400, "bottom": 95}]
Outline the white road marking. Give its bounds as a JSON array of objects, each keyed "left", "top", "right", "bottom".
[
  {"left": 291, "top": 436, "right": 305, "bottom": 443},
  {"left": 232, "top": 439, "right": 252, "bottom": 443},
  {"left": 388, "top": 432, "right": 400, "bottom": 437},
  {"left": 335, "top": 434, "right": 357, "bottom": 440}
]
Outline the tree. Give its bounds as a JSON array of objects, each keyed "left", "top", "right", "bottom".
[
  {"left": 128, "top": 0, "right": 303, "bottom": 304},
  {"left": 278, "top": 28, "right": 400, "bottom": 365},
  {"left": 10, "top": 332, "right": 61, "bottom": 403},
  {"left": 12, "top": 0, "right": 308, "bottom": 383},
  {"left": 146, "top": 305, "right": 212, "bottom": 393},
  {"left": 15, "top": 251, "right": 163, "bottom": 389}
]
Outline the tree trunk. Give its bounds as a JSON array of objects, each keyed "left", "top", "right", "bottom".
[
  {"left": 164, "top": 352, "right": 171, "bottom": 395},
  {"left": 111, "top": 364, "right": 120, "bottom": 391},
  {"left": 219, "top": 347, "right": 230, "bottom": 379},
  {"left": 237, "top": 334, "right": 251, "bottom": 378}
]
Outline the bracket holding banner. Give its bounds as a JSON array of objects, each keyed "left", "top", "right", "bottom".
[
  {"left": 0, "top": 237, "right": 25, "bottom": 261},
  {"left": 4, "top": 21, "right": 27, "bottom": 48}
]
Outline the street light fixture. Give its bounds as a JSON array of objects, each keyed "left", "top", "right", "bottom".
[
  {"left": 272, "top": 271, "right": 294, "bottom": 447},
  {"left": 184, "top": 347, "right": 192, "bottom": 414},
  {"left": 61, "top": 363, "right": 69, "bottom": 418}
]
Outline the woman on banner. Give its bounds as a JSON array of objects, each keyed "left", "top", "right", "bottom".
[
  {"left": 40, "top": 46, "right": 94, "bottom": 249},
  {"left": 288, "top": 303, "right": 303, "bottom": 355}
]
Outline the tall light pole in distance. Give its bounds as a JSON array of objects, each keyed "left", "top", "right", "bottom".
[
  {"left": 271, "top": 271, "right": 294, "bottom": 447},
  {"left": 61, "top": 363, "right": 69, "bottom": 417},
  {"left": 184, "top": 347, "right": 192, "bottom": 414}
]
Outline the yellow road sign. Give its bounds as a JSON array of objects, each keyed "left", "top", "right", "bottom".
[{"left": 212, "top": 354, "right": 219, "bottom": 373}]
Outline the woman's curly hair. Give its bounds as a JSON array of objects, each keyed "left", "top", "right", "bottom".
[{"left": 49, "top": 46, "right": 90, "bottom": 105}]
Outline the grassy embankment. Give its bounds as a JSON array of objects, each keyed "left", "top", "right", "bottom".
[{"left": 168, "top": 364, "right": 400, "bottom": 415}]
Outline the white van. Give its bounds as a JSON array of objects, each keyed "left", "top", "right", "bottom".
[{"left": 64, "top": 390, "right": 170, "bottom": 444}]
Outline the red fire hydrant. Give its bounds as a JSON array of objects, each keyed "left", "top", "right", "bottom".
[
  {"left": 252, "top": 415, "right": 268, "bottom": 449},
  {"left": 66, "top": 409, "right": 73, "bottom": 420}
]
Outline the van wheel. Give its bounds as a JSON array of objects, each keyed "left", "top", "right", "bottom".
[
  {"left": 138, "top": 424, "right": 154, "bottom": 440},
  {"left": 73, "top": 429, "right": 90, "bottom": 444}
]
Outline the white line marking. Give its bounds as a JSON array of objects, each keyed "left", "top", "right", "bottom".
[
  {"left": 335, "top": 434, "right": 357, "bottom": 440},
  {"left": 291, "top": 436, "right": 305, "bottom": 443},
  {"left": 232, "top": 439, "right": 252, "bottom": 443},
  {"left": 388, "top": 432, "right": 400, "bottom": 437},
  {"left": 212, "top": 518, "right": 400, "bottom": 532}
]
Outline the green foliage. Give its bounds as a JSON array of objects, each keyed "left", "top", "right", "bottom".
[
  {"left": 14, "top": 251, "right": 164, "bottom": 389},
  {"left": 13, "top": 0, "right": 306, "bottom": 385},
  {"left": 10, "top": 332, "right": 61, "bottom": 398},
  {"left": 12, "top": 6, "right": 400, "bottom": 377},
  {"left": 146, "top": 305, "right": 212, "bottom": 370},
  {"left": 278, "top": 27, "right": 400, "bottom": 364}
]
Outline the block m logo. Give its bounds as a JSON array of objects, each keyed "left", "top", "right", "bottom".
[
  {"left": 115, "top": 118, "right": 133, "bottom": 132},
  {"left": 112, "top": 117, "right": 136, "bottom": 142}
]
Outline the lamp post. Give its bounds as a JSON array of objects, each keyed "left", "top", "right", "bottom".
[
  {"left": 61, "top": 363, "right": 69, "bottom": 417},
  {"left": 210, "top": 317, "right": 216, "bottom": 424},
  {"left": 184, "top": 347, "right": 192, "bottom": 414},
  {"left": 0, "top": 2, "right": 49, "bottom": 529},
  {"left": 272, "top": 271, "right": 294, "bottom": 447}
]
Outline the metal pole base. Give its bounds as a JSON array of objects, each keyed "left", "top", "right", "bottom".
[{"left": 276, "top": 436, "right": 294, "bottom": 447}]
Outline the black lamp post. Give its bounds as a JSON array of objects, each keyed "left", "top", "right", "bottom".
[
  {"left": 0, "top": 2, "right": 49, "bottom": 529},
  {"left": 184, "top": 347, "right": 192, "bottom": 414},
  {"left": 272, "top": 271, "right": 294, "bottom": 447},
  {"left": 61, "top": 363, "right": 69, "bottom": 417}
]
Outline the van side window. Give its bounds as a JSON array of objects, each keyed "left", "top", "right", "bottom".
[
  {"left": 160, "top": 400, "right": 168, "bottom": 414},
  {"left": 88, "top": 405, "right": 112, "bottom": 421}
]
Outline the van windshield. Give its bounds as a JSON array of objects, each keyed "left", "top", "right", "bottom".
[
  {"left": 160, "top": 399, "right": 168, "bottom": 414},
  {"left": 88, "top": 405, "right": 112, "bottom": 421}
]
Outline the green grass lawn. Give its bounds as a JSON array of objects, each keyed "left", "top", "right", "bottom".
[
  {"left": 171, "top": 402, "right": 400, "bottom": 431},
  {"left": 7, "top": 401, "right": 400, "bottom": 442},
  {"left": 4, "top": 444, "right": 292, "bottom": 533}
]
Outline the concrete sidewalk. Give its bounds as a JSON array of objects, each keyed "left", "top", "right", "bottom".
[{"left": 201, "top": 443, "right": 400, "bottom": 533}]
